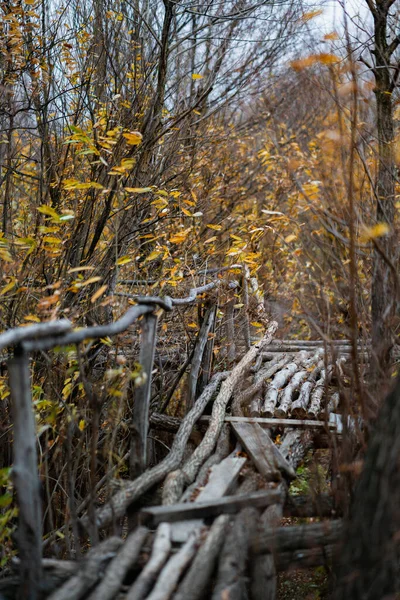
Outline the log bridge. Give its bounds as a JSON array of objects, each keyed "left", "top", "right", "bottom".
[{"left": 0, "top": 278, "right": 363, "bottom": 600}]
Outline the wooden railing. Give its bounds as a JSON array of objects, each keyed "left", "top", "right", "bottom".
[{"left": 1, "top": 279, "right": 242, "bottom": 599}]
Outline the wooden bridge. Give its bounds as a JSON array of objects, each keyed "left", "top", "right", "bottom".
[{"left": 0, "top": 278, "right": 364, "bottom": 600}]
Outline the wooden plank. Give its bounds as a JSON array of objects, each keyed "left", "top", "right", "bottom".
[
  {"left": 199, "top": 415, "right": 338, "bottom": 430},
  {"left": 196, "top": 456, "right": 246, "bottom": 502},
  {"left": 170, "top": 456, "right": 246, "bottom": 542},
  {"left": 231, "top": 422, "right": 279, "bottom": 480},
  {"left": 140, "top": 489, "right": 282, "bottom": 526},
  {"left": 231, "top": 422, "right": 296, "bottom": 481}
]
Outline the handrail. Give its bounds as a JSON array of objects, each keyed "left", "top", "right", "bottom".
[
  {"left": 2, "top": 278, "right": 226, "bottom": 598},
  {"left": 0, "top": 282, "right": 220, "bottom": 352}
]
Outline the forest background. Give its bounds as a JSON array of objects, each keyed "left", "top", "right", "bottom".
[{"left": 0, "top": 0, "right": 399, "bottom": 588}]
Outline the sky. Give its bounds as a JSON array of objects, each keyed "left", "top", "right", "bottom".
[{"left": 317, "top": 0, "right": 371, "bottom": 34}]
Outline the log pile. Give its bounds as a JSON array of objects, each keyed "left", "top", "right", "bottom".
[{"left": 2, "top": 330, "right": 353, "bottom": 600}]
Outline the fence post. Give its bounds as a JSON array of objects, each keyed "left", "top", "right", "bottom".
[
  {"left": 130, "top": 313, "right": 158, "bottom": 480},
  {"left": 187, "top": 305, "right": 216, "bottom": 412},
  {"left": 9, "top": 346, "right": 42, "bottom": 600}
]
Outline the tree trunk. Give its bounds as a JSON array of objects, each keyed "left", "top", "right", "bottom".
[
  {"left": 370, "top": 1, "right": 397, "bottom": 384},
  {"left": 334, "top": 376, "right": 400, "bottom": 598}
]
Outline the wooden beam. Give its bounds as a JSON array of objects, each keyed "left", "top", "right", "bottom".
[
  {"left": 231, "top": 422, "right": 295, "bottom": 481},
  {"left": 199, "top": 415, "right": 337, "bottom": 430},
  {"left": 250, "top": 519, "right": 343, "bottom": 555},
  {"left": 171, "top": 455, "right": 246, "bottom": 542},
  {"left": 140, "top": 489, "right": 282, "bottom": 526}
]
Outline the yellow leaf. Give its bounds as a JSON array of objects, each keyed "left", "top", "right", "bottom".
[
  {"left": 125, "top": 187, "right": 152, "bottom": 193},
  {"left": 317, "top": 53, "right": 339, "bottom": 65},
  {"left": 43, "top": 236, "right": 62, "bottom": 244},
  {"left": 300, "top": 9, "right": 323, "bottom": 22},
  {"left": 192, "top": 74, "right": 203, "bottom": 80},
  {"left": 144, "top": 250, "right": 162, "bottom": 263},
  {"left": 204, "top": 236, "right": 217, "bottom": 244},
  {"left": 151, "top": 197, "right": 169, "bottom": 209},
  {"left": 250, "top": 321, "right": 263, "bottom": 328},
  {"left": 64, "top": 179, "right": 104, "bottom": 190},
  {"left": 181, "top": 207, "right": 193, "bottom": 217},
  {"left": 38, "top": 205, "right": 60, "bottom": 220},
  {"left": 187, "top": 322, "right": 199, "bottom": 329},
  {"left": 285, "top": 234, "right": 297, "bottom": 243},
  {"left": 169, "top": 231, "right": 189, "bottom": 244},
  {"left": 360, "top": 223, "right": 390, "bottom": 242},
  {"left": 108, "top": 159, "right": 135, "bottom": 175},
  {"left": 0, "top": 279, "right": 16, "bottom": 296},
  {"left": 324, "top": 31, "right": 339, "bottom": 41},
  {"left": 290, "top": 56, "right": 316, "bottom": 71},
  {"left": 207, "top": 224, "right": 222, "bottom": 231},
  {"left": 79, "top": 419, "right": 85, "bottom": 431},
  {"left": 91, "top": 285, "right": 108, "bottom": 303},
  {"left": 116, "top": 255, "right": 132, "bottom": 265},
  {"left": 24, "top": 314, "right": 41, "bottom": 323},
  {"left": 67, "top": 266, "right": 95, "bottom": 273},
  {"left": 123, "top": 131, "right": 143, "bottom": 145}
]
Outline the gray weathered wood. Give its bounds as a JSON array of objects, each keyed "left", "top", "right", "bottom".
[
  {"left": 279, "top": 429, "right": 314, "bottom": 470},
  {"left": 262, "top": 353, "right": 309, "bottom": 416},
  {"left": 126, "top": 524, "right": 171, "bottom": 600},
  {"left": 251, "top": 495, "right": 284, "bottom": 600},
  {"left": 290, "top": 380, "right": 316, "bottom": 417},
  {"left": 198, "top": 305, "right": 217, "bottom": 394},
  {"left": 226, "top": 298, "right": 236, "bottom": 365},
  {"left": 250, "top": 519, "right": 343, "bottom": 555},
  {"left": 0, "top": 319, "right": 72, "bottom": 351},
  {"left": 130, "top": 313, "right": 158, "bottom": 479},
  {"left": 180, "top": 425, "right": 231, "bottom": 503},
  {"left": 187, "top": 306, "right": 216, "bottom": 411},
  {"left": 170, "top": 455, "right": 246, "bottom": 542},
  {"left": 140, "top": 489, "right": 282, "bottom": 526},
  {"left": 87, "top": 527, "right": 148, "bottom": 600},
  {"left": 174, "top": 515, "right": 230, "bottom": 600},
  {"left": 199, "top": 415, "right": 338, "bottom": 430},
  {"left": 231, "top": 422, "right": 279, "bottom": 481},
  {"left": 275, "top": 369, "right": 308, "bottom": 417},
  {"left": 48, "top": 537, "right": 123, "bottom": 600},
  {"left": 145, "top": 531, "right": 199, "bottom": 600},
  {"left": 212, "top": 507, "right": 258, "bottom": 600},
  {"left": 160, "top": 322, "right": 278, "bottom": 506},
  {"left": 211, "top": 475, "right": 259, "bottom": 600},
  {"left": 9, "top": 350, "right": 43, "bottom": 600},
  {"left": 82, "top": 372, "right": 228, "bottom": 531},
  {"left": 253, "top": 354, "right": 292, "bottom": 383},
  {"left": 249, "top": 398, "right": 262, "bottom": 417}
]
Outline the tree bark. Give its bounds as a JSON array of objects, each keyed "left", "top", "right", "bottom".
[
  {"left": 370, "top": 0, "right": 397, "bottom": 383},
  {"left": 334, "top": 376, "right": 400, "bottom": 599}
]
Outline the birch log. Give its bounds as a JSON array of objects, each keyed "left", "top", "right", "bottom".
[
  {"left": 126, "top": 524, "right": 171, "bottom": 600},
  {"left": 262, "top": 351, "right": 309, "bottom": 417}
]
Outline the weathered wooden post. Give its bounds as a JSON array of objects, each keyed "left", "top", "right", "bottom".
[
  {"left": 187, "top": 305, "right": 216, "bottom": 412},
  {"left": 9, "top": 346, "right": 42, "bottom": 600},
  {"left": 130, "top": 313, "right": 158, "bottom": 480}
]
